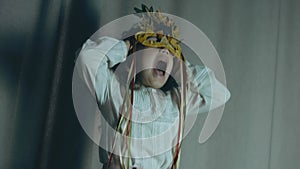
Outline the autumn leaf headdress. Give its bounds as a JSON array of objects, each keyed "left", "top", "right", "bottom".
[{"left": 133, "top": 4, "right": 183, "bottom": 60}]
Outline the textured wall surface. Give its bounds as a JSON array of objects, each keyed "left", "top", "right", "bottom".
[{"left": 0, "top": 0, "right": 299, "bottom": 169}]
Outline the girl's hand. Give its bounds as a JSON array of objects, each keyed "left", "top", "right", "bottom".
[{"left": 124, "top": 40, "right": 131, "bottom": 54}]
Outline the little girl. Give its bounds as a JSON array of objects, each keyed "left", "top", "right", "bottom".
[{"left": 75, "top": 5, "right": 230, "bottom": 169}]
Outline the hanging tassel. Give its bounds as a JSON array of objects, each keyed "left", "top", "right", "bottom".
[
  {"left": 106, "top": 43, "right": 137, "bottom": 169},
  {"left": 172, "top": 54, "right": 187, "bottom": 169}
]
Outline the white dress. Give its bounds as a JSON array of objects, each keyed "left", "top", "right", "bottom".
[{"left": 75, "top": 36, "right": 231, "bottom": 169}]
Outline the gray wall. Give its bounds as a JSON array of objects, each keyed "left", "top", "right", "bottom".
[{"left": 0, "top": 0, "right": 299, "bottom": 169}]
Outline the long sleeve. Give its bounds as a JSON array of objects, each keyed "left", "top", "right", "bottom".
[
  {"left": 74, "top": 36, "right": 128, "bottom": 165},
  {"left": 185, "top": 61, "right": 231, "bottom": 115},
  {"left": 75, "top": 36, "right": 128, "bottom": 105}
]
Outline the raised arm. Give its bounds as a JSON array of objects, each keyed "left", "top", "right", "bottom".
[
  {"left": 185, "top": 61, "right": 231, "bottom": 115},
  {"left": 75, "top": 36, "right": 128, "bottom": 105},
  {"left": 74, "top": 36, "right": 129, "bottom": 166}
]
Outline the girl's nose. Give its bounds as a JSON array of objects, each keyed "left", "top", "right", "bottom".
[{"left": 159, "top": 48, "right": 170, "bottom": 55}]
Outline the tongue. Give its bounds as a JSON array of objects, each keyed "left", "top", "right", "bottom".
[{"left": 154, "top": 69, "right": 164, "bottom": 76}]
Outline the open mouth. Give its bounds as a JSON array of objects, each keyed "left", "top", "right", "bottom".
[{"left": 153, "top": 60, "right": 167, "bottom": 77}]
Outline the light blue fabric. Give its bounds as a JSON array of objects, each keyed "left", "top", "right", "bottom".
[{"left": 77, "top": 36, "right": 230, "bottom": 169}]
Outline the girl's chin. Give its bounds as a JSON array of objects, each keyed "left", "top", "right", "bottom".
[
  {"left": 150, "top": 83, "right": 165, "bottom": 89},
  {"left": 149, "top": 77, "right": 169, "bottom": 89},
  {"left": 143, "top": 78, "right": 167, "bottom": 89}
]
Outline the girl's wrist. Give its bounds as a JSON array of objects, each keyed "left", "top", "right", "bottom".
[{"left": 124, "top": 40, "right": 131, "bottom": 51}]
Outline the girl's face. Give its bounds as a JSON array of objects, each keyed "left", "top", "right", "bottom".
[{"left": 136, "top": 48, "right": 174, "bottom": 89}]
